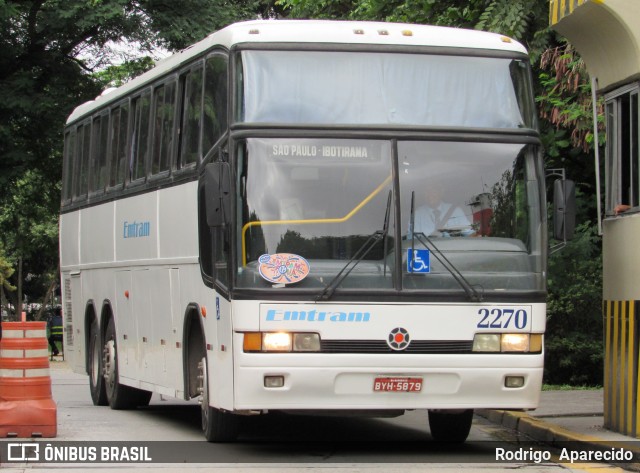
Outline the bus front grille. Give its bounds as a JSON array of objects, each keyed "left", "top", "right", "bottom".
[{"left": 320, "top": 340, "right": 473, "bottom": 354}]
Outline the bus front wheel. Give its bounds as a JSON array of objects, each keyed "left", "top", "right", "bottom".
[
  {"left": 428, "top": 409, "right": 473, "bottom": 443},
  {"left": 198, "top": 357, "right": 239, "bottom": 442}
]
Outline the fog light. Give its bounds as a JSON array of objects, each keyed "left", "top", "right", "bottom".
[
  {"left": 505, "top": 376, "right": 525, "bottom": 388},
  {"left": 264, "top": 375, "right": 285, "bottom": 388}
]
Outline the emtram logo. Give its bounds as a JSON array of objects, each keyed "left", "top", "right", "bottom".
[{"left": 387, "top": 327, "right": 411, "bottom": 351}]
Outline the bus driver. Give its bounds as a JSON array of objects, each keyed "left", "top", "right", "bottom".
[{"left": 412, "top": 182, "right": 473, "bottom": 236}]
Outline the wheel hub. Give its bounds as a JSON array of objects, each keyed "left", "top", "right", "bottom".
[
  {"left": 103, "top": 340, "right": 116, "bottom": 389},
  {"left": 198, "top": 358, "right": 209, "bottom": 429}
]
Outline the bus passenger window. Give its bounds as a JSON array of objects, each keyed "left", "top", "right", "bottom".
[
  {"left": 73, "top": 123, "right": 90, "bottom": 200},
  {"left": 179, "top": 65, "right": 203, "bottom": 168},
  {"left": 90, "top": 113, "right": 109, "bottom": 193},
  {"left": 131, "top": 91, "right": 151, "bottom": 182},
  {"left": 152, "top": 82, "right": 176, "bottom": 175},
  {"left": 108, "top": 104, "right": 129, "bottom": 188},
  {"left": 202, "top": 55, "right": 228, "bottom": 158},
  {"left": 62, "top": 130, "right": 76, "bottom": 203}
]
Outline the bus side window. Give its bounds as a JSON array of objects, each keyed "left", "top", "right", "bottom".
[
  {"left": 178, "top": 63, "right": 204, "bottom": 169},
  {"left": 108, "top": 103, "right": 129, "bottom": 188},
  {"left": 73, "top": 122, "right": 90, "bottom": 200},
  {"left": 202, "top": 54, "right": 228, "bottom": 159},
  {"left": 151, "top": 81, "right": 176, "bottom": 175},
  {"left": 62, "top": 130, "right": 76, "bottom": 204},
  {"left": 130, "top": 90, "right": 151, "bottom": 182},
  {"left": 90, "top": 112, "right": 109, "bottom": 194}
]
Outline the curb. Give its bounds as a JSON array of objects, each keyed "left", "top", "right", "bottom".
[{"left": 477, "top": 409, "right": 640, "bottom": 457}]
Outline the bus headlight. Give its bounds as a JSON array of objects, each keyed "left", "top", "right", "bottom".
[
  {"left": 263, "top": 332, "right": 292, "bottom": 352},
  {"left": 472, "top": 334, "right": 542, "bottom": 353},
  {"left": 293, "top": 333, "right": 321, "bottom": 352},
  {"left": 243, "top": 332, "right": 321, "bottom": 352},
  {"left": 472, "top": 334, "right": 500, "bottom": 352},
  {"left": 501, "top": 333, "right": 529, "bottom": 352}
]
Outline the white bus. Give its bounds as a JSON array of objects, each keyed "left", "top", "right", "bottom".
[{"left": 60, "top": 19, "right": 565, "bottom": 443}]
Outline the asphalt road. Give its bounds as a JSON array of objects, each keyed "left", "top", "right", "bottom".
[{"left": 0, "top": 362, "right": 627, "bottom": 472}]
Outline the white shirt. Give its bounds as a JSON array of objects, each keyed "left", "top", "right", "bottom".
[{"left": 412, "top": 202, "right": 470, "bottom": 236}]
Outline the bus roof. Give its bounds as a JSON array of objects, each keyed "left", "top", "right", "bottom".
[{"left": 66, "top": 19, "right": 527, "bottom": 125}]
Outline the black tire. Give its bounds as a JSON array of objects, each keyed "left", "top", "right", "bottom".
[
  {"left": 199, "top": 356, "right": 239, "bottom": 442},
  {"left": 88, "top": 320, "right": 108, "bottom": 406},
  {"left": 428, "top": 409, "right": 474, "bottom": 443},
  {"left": 103, "top": 317, "right": 152, "bottom": 410}
]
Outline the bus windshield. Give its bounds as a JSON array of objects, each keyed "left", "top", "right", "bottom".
[
  {"left": 235, "top": 138, "right": 544, "bottom": 294},
  {"left": 237, "top": 50, "right": 533, "bottom": 129}
]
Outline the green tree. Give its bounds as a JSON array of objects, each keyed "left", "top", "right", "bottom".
[
  {"left": 0, "top": 0, "right": 267, "bottom": 315},
  {"left": 546, "top": 219, "right": 603, "bottom": 385},
  {"left": 279, "top": 0, "right": 484, "bottom": 24},
  {"left": 0, "top": 245, "right": 17, "bottom": 317},
  {"left": 0, "top": 168, "right": 60, "bottom": 318}
]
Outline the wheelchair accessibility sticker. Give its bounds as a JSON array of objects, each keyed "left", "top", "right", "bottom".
[{"left": 407, "top": 249, "right": 430, "bottom": 273}]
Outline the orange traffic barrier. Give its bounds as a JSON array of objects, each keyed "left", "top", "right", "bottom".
[{"left": 0, "top": 321, "right": 57, "bottom": 437}]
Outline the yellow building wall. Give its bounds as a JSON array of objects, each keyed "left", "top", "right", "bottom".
[{"left": 551, "top": 0, "right": 640, "bottom": 92}]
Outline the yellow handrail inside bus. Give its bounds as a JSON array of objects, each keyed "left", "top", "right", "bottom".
[{"left": 241, "top": 175, "right": 392, "bottom": 266}]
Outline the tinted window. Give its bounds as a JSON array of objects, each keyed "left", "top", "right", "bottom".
[
  {"left": 131, "top": 91, "right": 151, "bottom": 182},
  {"left": 152, "top": 82, "right": 176, "bottom": 175},
  {"left": 90, "top": 113, "right": 109, "bottom": 193},
  {"left": 202, "top": 55, "right": 228, "bottom": 156},
  {"left": 108, "top": 103, "right": 129, "bottom": 188},
  {"left": 180, "top": 65, "right": 204, "bottom": 167}
]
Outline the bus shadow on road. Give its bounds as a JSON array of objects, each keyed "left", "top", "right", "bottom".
[{"left": 134, "top": 403, "right": 499, "bottom": 463}]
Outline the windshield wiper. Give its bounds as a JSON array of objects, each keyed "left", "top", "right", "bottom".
[
  {"left": 409, "top": 191, "right": 483, "bottom": 302},
  {"left": 316, "top": 191, "right": 392, "bottom": 301}
]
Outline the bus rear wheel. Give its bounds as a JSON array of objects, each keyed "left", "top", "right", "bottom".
[
  {"left": 198, "top": 357, "right": 239, "bottom": 442},
  {"left": 88, "top": 320, "right": 107, "bottom": 406},
  {"left": 102, "top": 318, "right": 152, "bottom": 409},
  {"left": 428, "top": 409, "right": 473, "bottom": 443}
]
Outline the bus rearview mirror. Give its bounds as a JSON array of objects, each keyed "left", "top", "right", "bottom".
[
  {"left": 553, "top": 179, "right": 576, "bottom": 241},
  {"left": 202, "top": 162, "right": 231, "bottom": 227}
]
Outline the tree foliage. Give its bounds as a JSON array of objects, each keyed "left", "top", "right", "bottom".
[
  {"left": 0, "top": 0, "right": 264, "bottom": 315},
  {"left": 538, "top": 43, "right": 605, "bottom": 154},
  {"left": 0, "top": 245, "right": 17, "bottom": 299},
  {"left": 546, "top": 221, "right": 603, "bottom": 385}
]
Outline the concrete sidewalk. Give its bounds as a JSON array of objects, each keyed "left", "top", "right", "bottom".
[{"left": 478, "top": 389, "right": 640, "bottom": 454}]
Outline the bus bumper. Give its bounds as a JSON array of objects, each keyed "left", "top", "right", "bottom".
[{"left": 231, "top": 353, "right": 543, "bottom": 412}]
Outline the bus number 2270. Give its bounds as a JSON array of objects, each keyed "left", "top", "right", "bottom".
[{"left": 476, "top": 308, "right": 528, "bottom": 329}]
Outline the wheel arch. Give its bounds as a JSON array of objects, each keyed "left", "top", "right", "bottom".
[
  {"left": 83, "top": 299, "right": 114, "bottom": 375},
  {"left": 83, "top": 300, "right": 98, "bottom": 375},
  {"left": 182, "top": 303, "right": 206, "bottom": 400}
]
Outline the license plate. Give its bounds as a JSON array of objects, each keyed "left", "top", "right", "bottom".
[{"left": 373, "top": 377, "right": 423, "bottom": 392}]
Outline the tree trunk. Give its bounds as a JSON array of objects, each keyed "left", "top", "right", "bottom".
[{"left": 17, "top": 256, "right": 22, "bottom": 321}]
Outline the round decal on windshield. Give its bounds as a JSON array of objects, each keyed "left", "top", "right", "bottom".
[{"left": 258, "top": 253, "right": 310, "bottom": 285}]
